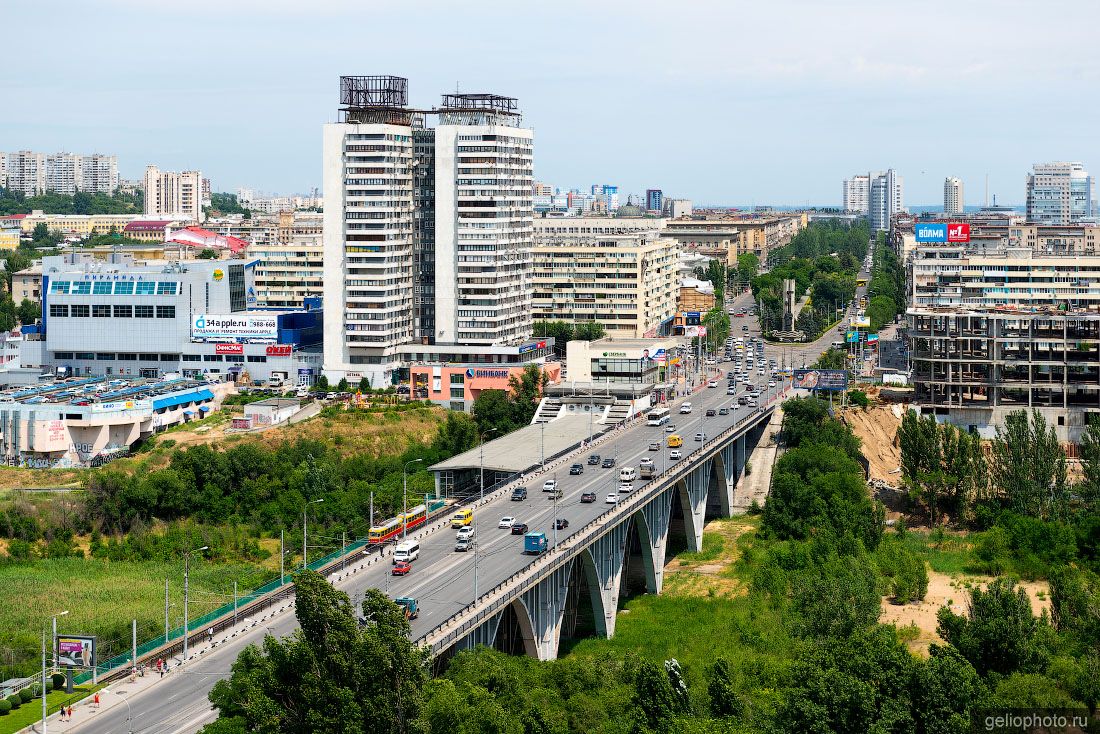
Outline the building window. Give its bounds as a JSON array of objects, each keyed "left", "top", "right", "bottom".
[
  {"left": 75, "top": 352, "right": 94, "bottom": 360},
  {"left": 156, "top": 306, "right": 175, "bottom": 318},
  {"left": 70, "top": 304, "right": 90, "bottom": 318},
  {"left": 113, "top": 305, "right": 132, "bottom": 318},
  {"left": 70, "top": 281, "right": 91, "bottom": 295},
  {"left": 92, "top": 304, "right": 111, "bottom": 317},
  {"left": 182, "top": 354, "right": 202, "bottom": 362},
  {"left": 117, "top": 353, "right": 137, "bottom": 361},
  {"left": 246, "top": 355, "right": 267, "bottom": 363},
  {"left": 229, "top": 264, "right": 246, "bottom": 311},
  {"left": 160, "top": 354, "right": 178, "bottom": 361},
  {"left": 449, "top": 387, "right": 465, "bottom": 399},
  {"left": 54, "top": 352, "right": 74, "bottom": 360},
  {"left": 136, "top": 281, "right": 156, "bottom": 295},
  {"left": 157, "top": 282, "right": 178, "bottom": 295},
  {"left": 49, "top": 304, "right": 68, "bottom": 318},
  {"left": 449, "top": 373, "right": 465, "bottom": 384},
  {"left": 134, "top": 305, "right": 154, "bottom": 318},
  {"left": 50, "top": 281, "right": 71, "bottom": 294},
  {"left": 92, "top": 281, "right": 112, "bottom": 295},
  {"left": 140, "top": 353, "right": 159, "bottom": 361},
  {"left": 96, "top": 353, "right": 115, "bottom": 360},
  {"left": 203, "top": 354, "right": 223, "bottom": 362},
  {"left": 114, "top": 281, "right": 135, "bottom": 295}
]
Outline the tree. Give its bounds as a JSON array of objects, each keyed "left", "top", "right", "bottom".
[
  {"left": 1077, "top": 418, "right": 1100, "bottom": 511},
  {"left": 336, "top": 377, "right": 350, "bottom": 393},
  {"left": 572, "top": 321, "right": 605, "bottom": 342},
  {"left": 632, "top": 660, "right": 680, "bottom": 732},
  {"left": 431, "top": 412, "right": 479, "bottom": 457},
  {"left": 912, "top": 645, "right": 986, "bottom": 733},
  {"left": 508, "top": 364, "right": 548, "bottom": 426},
  {"left": 314, "top": 375, "right": 330, "bottom": 392},
  {"left": 937, "top": 578, "right": 1050, "bottom": 677},
  {"left": 471, "top": 389, "right": 517, "bottom": 436},
  {"left": 812, "top": 348, "right": 846, "bottom": 370},
  {"left": 866, "top": 295, "right": 896, "bottom": 332},
  {"left": 16, "top": 298, "right": 39, "bottom": 325},
  {"left": 532, "top": 320, "right": 574, "bottom": 359},
  {"left": 3, "top": 249, "right": 32, "bottom": 293},
  {"left": 0, "top": 297, "right": 16, "bottom": 332},
  {"left": 204, "top": 571, "right": 428, "bottom": 734},
  {"left": 736, "top": 253, "right": 759, "bottom": 283},
  {"left": 197, "top": 248, "right": 219, "bottom": 260},
  {"left": 358, "top": 377, "right": 372, "bottom": 393},
  {"left": 991, "top": 410, "right": 1067, "bottom": 520},
  {"left": 707, "top": 659, "right": 743, "bottom": 718}
]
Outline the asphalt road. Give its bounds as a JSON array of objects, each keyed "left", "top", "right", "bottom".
[{"left": 68, "top": 289, "right": 837, "bottom": 734}]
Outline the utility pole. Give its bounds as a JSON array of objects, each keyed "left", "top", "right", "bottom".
[
  {"left": 402, "top": 459, "right": 422, "bottom": 539},
  {"left": 182, "top": 546, "right": 208, "bottom": 663},
  {"left": 41, "top": 630, "right": 47, "bottom": 734},
  {"left": 303, "top": 498, "right": 324, "bottom": 570},
  {"left": 233, "top": 582, "right": 238, "bottom": 625},
  {"left": 165, "top": 578, "right": 170, "bottom": 642},
  {"left": 279, "top": 530, "right": 284, "bottom": 585}
]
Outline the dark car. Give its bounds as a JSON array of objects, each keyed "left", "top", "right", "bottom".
[
  {"left": 555, "top": 518, "right": 569, "bottom": 530},
  {"left": 719, "top": 407, "right": 730, "bottom": 415},
  {"left": 511, "top": 522, "right": 529, "bottom": 535},
  {"left": 391, "top": 561, "right": 412, "bottom": 576},
  {"left": 601, "top": 457, "right": 617, "bottom": 468},
  {"left": 569, "top": 463, "right": 584, "bottom": 475},
  {"left": 581, "top": 491, "right": 597, "bottom": 503},
  {"left": 510, "top": 486, "right": 528, "bottom": 501},
  {"left": 705, "top": 408, "right": 717, "bottom": 417},
  {"left": 587, "top": 454, "right": 601, "bottom": 465}
]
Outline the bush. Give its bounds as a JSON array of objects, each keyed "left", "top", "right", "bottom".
[
  {"left": 8, "top": 693, "right": 22, "bottom": 709},
  {"left": 847, "top": 389, "right": 870, "bottom": 409},
  {"left": 51, "top": 672, "right": 65, "bottom": 690},
  {"left": 0, "top": 699, "right": 10, "bottom": 714},
  {"left": 18, "top": 688, "right": 32, "bottom": 703},
  {"left": 876, "top": 540, "right": 929, "bottom": 604}
]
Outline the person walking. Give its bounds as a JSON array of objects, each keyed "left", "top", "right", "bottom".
[
  {"left": 67, "top": 705, "right": 73, "bottom": 721},
  {"left": 94, "top": 692, "right": 100, "bottom": 709}
]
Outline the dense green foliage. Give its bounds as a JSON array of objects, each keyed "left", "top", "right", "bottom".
[
  {"left": 866, "top": 236, "right": 904, "bottom": 331},
  {"left": 897, "top": 410, "right": 988, "bottom": 526},
  {"left": 533, "top": 321, "right": 607, "bottom": 359},
  {"left": 812, "top": 348, "right": 846, "bottom": 370},
  {"left": 0, "top": 187, "right": 143, "bottom": 216},
  {"left": 203, "top": 572, "right": 429, "bottom": 734},
  {"left": 471, "top": 364, "right": 549, "bottom": 436},
  {"left": 754, "top": 220, "right": 868, "bottom": 337},
  {"left": 206, "top": 192, "right": 251, "bottom": 217}
]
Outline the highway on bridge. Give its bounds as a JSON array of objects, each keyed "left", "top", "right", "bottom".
[{"left": 65, "top": 286, "right": 855, "bottom": 734}]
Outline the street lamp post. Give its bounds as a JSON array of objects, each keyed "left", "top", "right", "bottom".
[
  {"left": 49, "top": 610, "right": 67, "bottom": 673},
  {"left": 302, "top": 498, "right": 324, "bottom": 570},
  {"left": 540, "top": 423, "right": 546, "bottom": 469},
  {"left": 402, "top": 459, "right": 423, "bottom": 539},
  {"left": 42, "top": 610, "right": 66, "bottom": 734},
  {"left": 479, "top": 429, "right": 499, "bottom": 500},
  {"left": 182, "top": 546, "right": 209, "bottom": 663},
  {"left": 116, "top": 689, "right": 134, "bottom": 734}
]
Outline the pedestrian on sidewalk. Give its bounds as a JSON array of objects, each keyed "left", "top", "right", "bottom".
[
  {"left": 94, "top": 692, "right": 100, "bottom": 709},
  {"left": 67, "top": 705, "right": 74, "bottom": 721}
]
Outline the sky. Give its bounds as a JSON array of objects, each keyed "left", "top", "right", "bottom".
[{"left": 3, "top": 0, "right": 1099, "bottom": 206}]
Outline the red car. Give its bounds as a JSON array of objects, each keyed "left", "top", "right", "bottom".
[{"left": 391, "top": 561, "right": 412, "bottom": 576}]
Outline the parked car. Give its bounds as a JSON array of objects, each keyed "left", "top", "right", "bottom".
[
  {"left": 581, "top": 491, "right": 597, "bottom": 503},
  {"left": 587, "top": 454, "right": 601, "bottom": 465},
  {"left": 391, "top": 561, "right": 412, "bottom": 576},
  {"left": 511, "top": 487, "right": 528, "bottom": 501},
  {"left": 511, "top": 522, "right": 529, "bottom": 535},
  {"left": 569, "top": 463, "right": 584, "bottom": 475}
]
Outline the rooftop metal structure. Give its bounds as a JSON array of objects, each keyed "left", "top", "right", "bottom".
[
  {"left": 437, "top": 92, "right": 521, "bottom": 125},
  {"left": 338, "top": 75, "right": 414, "bottom": 125}
]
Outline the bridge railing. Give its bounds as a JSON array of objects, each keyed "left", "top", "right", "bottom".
[{"left": 422, "top": 402, "right": 777, "bottom": 655}]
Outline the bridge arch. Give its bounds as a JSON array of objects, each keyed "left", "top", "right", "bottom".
[{"left": 490, "top": 598, "right": 538, "bottom": 658}]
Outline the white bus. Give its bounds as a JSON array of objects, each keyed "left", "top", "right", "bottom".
[{"left": 646, "top": 407, "right": 671, "bottom": 426}]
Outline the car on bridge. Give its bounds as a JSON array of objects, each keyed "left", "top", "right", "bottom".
[
  {"left": 456, "top": 526, "right": 474, "bottom": 541},
  {"left": 547, "top": 488, "right": 563, "bottom": 500},
  {"left": 665, "top": 423, "right": 677, "bottom": 433},
  {"left": 587, "top": 454, "right": 601, "bottom": 465},
  {"left": 648, "top": 442, "right": 660, "bottom": 451},
  {"left": 554, "top": 518, "right": 569, "bottom": 530},
  {"left": 543, "top": 478, "right": 558, "bottom": 492},
  {"left": 601, "top": 457, "right": 617, "bottom": 468},
  {"left": 581, "top": 491, "right": 597, "bottom": 503},
  {"left": 619, "top": 482, "right": 634, "bottom": 493},
  {"left": 454, "top": 538, "right": 471, "bottom": 552},
  {"left": 394, "top": 597, "right": 418, "bottom": 620},
  {"left": 510, "top": 486, "right": 527, "bottom": 501},
  {"left": 695, "top": 432, "right": 708, "bottom": 442},
  {"left": 605, "top": 493, "right": 619, "bottom": 504},
  {"left": 569, "top": 463, "right": 584, "bottom": 475},
  {"left": 511, "top": 521, "right": 529, "bottom": 535},
  {"left": 391, "top": 561, "right": 412, "bottom": 576},
  {"left": 719, "top": 407, "right": 729, "bottom": 415},
  {"left": 669, "top": 449, "right": 682, "bottom": 460},
  {"left": 498, "top": 516, "right": 515, "bottom": 529},
  {"left": 706, "top": 408, "right": 717, "bottom": 417}
]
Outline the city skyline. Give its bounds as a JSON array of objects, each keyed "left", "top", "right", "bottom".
[{"left": 3, "top": 0, "right": 1098, "bottom": 205}]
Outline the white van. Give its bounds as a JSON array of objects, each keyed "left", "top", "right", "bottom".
[
  {"left": 679, "top": 402, "right": 693, "bottom": 414},
  {"left": 392, "top": 540, "right": 420, "bottom": 565},
  {"left": 619, "top": 467, "right": 637, "bottom": 482}
]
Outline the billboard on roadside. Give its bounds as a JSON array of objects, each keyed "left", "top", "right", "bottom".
[
  {"left": 56, "top": 635, "right": 96, "bottom": 668},
  {"left": 191, "top": 314, "right": 278, "bottom": 343},
  {"left": 793, "top": 369, "right": 848, "bottom": 392}
]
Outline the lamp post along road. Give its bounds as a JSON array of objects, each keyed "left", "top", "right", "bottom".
[
  {"left": 303, "top": 498, "right": 324, "bottom": 570},
  {"left": 182, "top": 546, "right": 208, "bottom": 663},
  {"left": 402, "top": 459, "right": 423, "bottom": 540},
  {"left": 479, "top": 428, "right": 499, "bottom": 500}
]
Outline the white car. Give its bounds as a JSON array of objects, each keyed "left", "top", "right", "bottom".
[
  {"left": 605, "top": 493, "right": 619, "bottom": 504},
  {"left": 669, "top": 449, "right": 683, "bottom": 460},
  {"left": 498, "top": 516, "right": 515, "bottom": 529},
  {"left": 619, "top": 482, "right": 634, "bottom": 493},
  {"left": 707, "top": 380, "right": 718, "bottom": 388},
  {"left": 695, "top": 432, "right": 707, "bottom": 442},
  {"left": 456, "top": 526, "right": 474, "bottom": 541},
  {"left": 768, "top": 381, "right": 777, "bottom": 388},
  {"left": 639, "top": 457, "right": 654, "bottom": 468},
  {"left": 543, "top": 479, "right": 557, "bottom": 492}
]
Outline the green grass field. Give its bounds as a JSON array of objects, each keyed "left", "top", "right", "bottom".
[
  {"left": 0, "top": 557, "right": 271, "bottom": 679},
  {"left": 0, "top": 684, "right": 101, "bottom": 734}
]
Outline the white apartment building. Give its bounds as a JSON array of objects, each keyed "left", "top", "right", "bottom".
[
  {"left": 323, "top": 77, "right": 534, "bottom": 386},
  {"left": 46, "top": 152, "right": 83, "bottom": 195},
  {"left": 667, "top": 199, "right": 693, "bottom": 218},
  {"left": 0, "top": 152, "right": 7, "bottom": 188},
  {"left": 4, "top": 151, "right": 47, "bottom": 197},
  {"left": 81, "top": 155, "right": 119, "bottom": 194},
  {"left": 144, "top": 166, "right": 203, "bottom": 223},
  {"left": 843, "top": 175, "right": 870, "bottom": 214},
  {"left": 531, "top": 231, "right": 679, "bottom": 338},
  {"left": 870, "top": 169, "right": 904, "bottom": 231},
  {"left": 246, "top": 212, "right": 324, "bottom": 309},
  {"left": 1026, "top": 162, "right": 1096, "bottom": 225},
  {"left": 944, "top": 176, "right": 964, "bottom": 215}
]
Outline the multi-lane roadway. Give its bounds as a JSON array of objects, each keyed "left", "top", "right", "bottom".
[{"left": 69, "top": 288, "right": 846, "bottom": 734}]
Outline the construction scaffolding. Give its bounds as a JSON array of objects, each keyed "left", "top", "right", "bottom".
[{"left": 339, "top": 75, "right": 414, "bottom": 125}]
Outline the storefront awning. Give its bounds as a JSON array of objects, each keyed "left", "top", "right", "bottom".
[
  {"left": 198, "top": 405, "right": 211, "bottom": 412},
  {"left": 182, "top": 410, "right": 195, "bottom": 416}
]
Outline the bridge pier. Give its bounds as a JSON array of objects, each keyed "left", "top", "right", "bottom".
[
  {"left": 581, "top": 521, "right": 631, "bottom": 638},
  {"left": 716, "top": 436, "right": 746, "bottom": 515},
  {"left": 451, "top": 610, "right": 504, "bottom": 653},
  {"left": 519, "top": 560, "right": 575, "bottom": 660},
  {"left": 677, "top": 461, "right": 710, "bottom": 552},
  {"left": 636, "top": 487, "right": 673, "bottom": 594}
]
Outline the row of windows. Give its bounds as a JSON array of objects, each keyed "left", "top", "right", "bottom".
[
  {"left": 50, "top": 280, "right": 179, "bottom": 296},
  {"left": 49, "top": 304, "right": 175, "bottom": 318},
  {"left": 54, "top": 352, "right": 268, "bottom": 363}
]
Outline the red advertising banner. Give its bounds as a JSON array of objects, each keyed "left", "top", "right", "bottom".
[
  {"left": 947, "top": 223, "right": 971, "bottom": 242},
  {"left": 215, "top": 343, "right": 244, "bottom": 355},
  {"left": 266, "top": 344, "right": 292, "bottom": 357}
]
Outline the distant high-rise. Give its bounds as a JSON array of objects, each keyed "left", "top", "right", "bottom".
[
  {"left": 843, "top": 175, "right": 870, "bottom": 214},
  {"left": 1026, "top": 162, "right": 1095, "bottom": 225},
  {"left": 2, "top": 151, "right": 117, "bottom": 196},
  {"left": 944, "top": 176, "right": 964, "bottom": 215},
  {"left": 80, "top": 154, "right": 119, "bottom": 194},
  {"left": 646, "top": 189, "right": 663, "bottom": 212},
  {"left": 143, "top": 166, "right": 202, "bottom": 222},
  {"left": 591, "top": 184, "right": 619, "bottom": 211},
  {"left": 869, "top": 169, "right": 904, "bottom": 231},
  {"left": 4, "top": 151, "right": 46, "bottom": 197}
]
